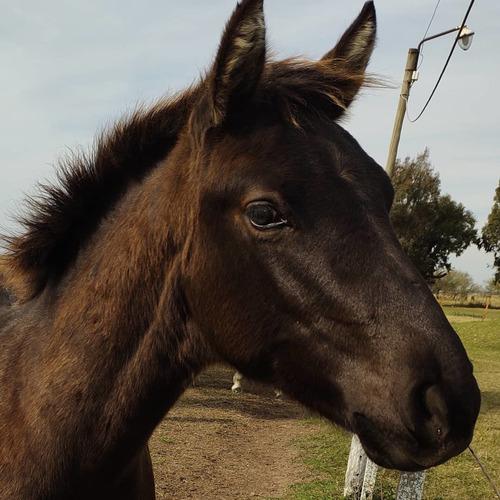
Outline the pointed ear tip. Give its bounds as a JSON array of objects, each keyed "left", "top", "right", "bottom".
[
  {"left": 362, "top": 1, "right": 376, "bottom": 18},
  {"left": 240, "top": 0, "right": 264, "bottom": 10},
  {"left": 235, "top": 0, "right": 265, "bottom": 20}
]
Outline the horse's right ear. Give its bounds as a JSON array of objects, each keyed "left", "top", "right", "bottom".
[{"left": 191, "top": 0, "right": 266, "bottom": 135}]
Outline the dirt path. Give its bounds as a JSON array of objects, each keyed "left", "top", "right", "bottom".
[{"left": 149, "top": 366, "right": 316, "bottom": 499}]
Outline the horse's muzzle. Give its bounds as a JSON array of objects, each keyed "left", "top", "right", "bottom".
[{"left": 351, "top": 375, "right": 481, "bottom": 472}]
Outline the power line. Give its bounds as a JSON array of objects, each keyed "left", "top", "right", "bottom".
[
  {"left": 422, "top": 0, "right": 442, "bottom": 40},
  {"left": 407, "top": 0, "right": 476, "bottom": 122},
  {"left": 418, "top": 0, "right": 442, "bottom": 70}
]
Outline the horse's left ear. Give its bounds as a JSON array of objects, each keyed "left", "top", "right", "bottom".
[
  {"left": 207, "top": 0, "right": 266, "bottom": 127},
  {"left": 321, "top": 1, "right": 376, "bottom": 109}
]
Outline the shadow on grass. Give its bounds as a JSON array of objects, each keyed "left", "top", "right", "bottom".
[
  {"left": 480, "top": 390, "right": 500, "bottom": 412},
  {"left": 166, "top": 416, "right": 235, "bottom": 424},
  {"left": 175, "top": 394, "right": 307, "bottom": 421}
]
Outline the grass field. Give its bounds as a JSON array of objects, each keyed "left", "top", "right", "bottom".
[{"left": 280, "top": 306, "right": 500, "bottom": 500}]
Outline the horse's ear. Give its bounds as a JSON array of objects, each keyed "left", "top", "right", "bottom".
[
  {"left": 320, "top": 1, "right": 376, "bottom": 109},
  {"left": 203, "top": 0, "right": 266, "bottom": 128}
]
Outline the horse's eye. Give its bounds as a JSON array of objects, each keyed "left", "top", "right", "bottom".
[{"left": 245, "top": 202, "right": 287, "bottom": 230}]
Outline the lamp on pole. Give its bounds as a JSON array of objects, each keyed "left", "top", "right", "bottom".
[{"left": 385, "top": 25, "right": 475, "bottom": 177}]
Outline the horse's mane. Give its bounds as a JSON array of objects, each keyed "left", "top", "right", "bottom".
[
  {"left": 2, "top": 86, "right": 202, "bottom": 300},
  {"left": 2, "top": 58, "right": 371, "bottom": 301}
]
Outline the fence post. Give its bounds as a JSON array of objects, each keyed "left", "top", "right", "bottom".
[
  {"left": 344, "top": 436, "right": 427, "bottom": 500},
  {"left": 360, "top": 458, "right": 378, "bottom": 500},
  {"left": 396, "top": 472, "right": 426, "bottom": 500},
  {"left": 344, "top": 435, "right": 368, "bottom": 498},
  {"left": 482, "top": 295, "right": 491, "bottom": 320}
]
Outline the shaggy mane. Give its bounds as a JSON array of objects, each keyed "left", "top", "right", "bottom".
[
  {"left": 2, "top": 58, "right": 375, "bottom": 301},
  {"left": 2, "top": 87, "right": 201, "bottom": 299}
]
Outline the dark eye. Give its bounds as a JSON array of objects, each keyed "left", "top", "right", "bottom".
[{"left": 245, "top": 202, "right": 288, "bottom": 230}]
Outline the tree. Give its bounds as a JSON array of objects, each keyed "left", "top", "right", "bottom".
[
  {"left": 485, "top": 277, "right": 500, "bottom": 295},
  {"left": 390, "top": 149, "right": 477, "bottom": 283},
  {"left": 482, "top": 180, "right": 500, "bottom": 284},
  {"left": 433, "top": 269, "right": 477, "bottom": 296}
]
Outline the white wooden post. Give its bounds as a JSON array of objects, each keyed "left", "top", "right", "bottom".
[
  {"left": 344, "top": 435, "right": 426, "bottom": 500},
  {"left": 344, "top": 435, "right": 368, "bottom": 498},
  {"left": 360, "top": 458, "right": 378, "bottom": 500},
  {"left": 396, "top": 472, "right": 426, "bottom": 500}
]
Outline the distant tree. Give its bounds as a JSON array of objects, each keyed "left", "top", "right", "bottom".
[
  {"left": 485, "top": 277, "right": 500, "bottom": 295},
  {"left": 391, "top": 149, "right": 477, "bottom": 283},
  {"left": 482, "top": 180, "right": 500, "bottom": 284},
  {"left": 433, "top": 269, "right": 477, "bottom": 296}
]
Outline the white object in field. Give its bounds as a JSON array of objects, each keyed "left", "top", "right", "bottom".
[
  {"left": 396, "top": 471, "right": 426, "bottom": 500},
  {"left": 231, "top": 372, "right": 282, "bottom": 397},
  {"left": 344, "top": 434, "right": 368, "bottom": 498},
  {"left": 231, "top": 371, "right": 243, "bottom": 392},
  {"left": 360, "top": 457, "right": 378, "bottom": 500},
  {"left": 344, "top": 435, "right": 427, "bottom": 499}
]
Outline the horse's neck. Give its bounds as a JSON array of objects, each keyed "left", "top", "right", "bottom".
[{"left": 0, "top": 166, "right": 207, "bottom": 493}]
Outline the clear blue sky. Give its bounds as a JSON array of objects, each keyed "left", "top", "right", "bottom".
[{"left": 1, "top": 1, "right": 498, "bottom": 284}]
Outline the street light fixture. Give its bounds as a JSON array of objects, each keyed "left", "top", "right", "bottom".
[
  {"left": 385, "top": 25, "right": 475, "bottom": 176},
  {"left": 458, "top": 26, "right": 475, "bottom": 50},
  {"left": 417, "top": 25, "right": 475, "bottom": 53}
]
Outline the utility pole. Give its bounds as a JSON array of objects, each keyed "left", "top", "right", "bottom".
[
  {"left": 385, "top": 48, "right": 419, "bottom": 178},
  {"left": 385, "top": 23, "right": 474, "bottom": 177}
]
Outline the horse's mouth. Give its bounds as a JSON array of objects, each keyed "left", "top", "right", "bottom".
[
  {"left": 350, "top": 412, "right": 424, "bottom": 471},
  {"left": 350, "top": 411, "right": 474, "bottom": 472}
]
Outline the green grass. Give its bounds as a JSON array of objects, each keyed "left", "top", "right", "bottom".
[{"left": 280, "top": 306, "right": 500, "bottom": 500}]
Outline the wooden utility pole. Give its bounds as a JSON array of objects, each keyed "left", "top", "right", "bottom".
[{"left": 385, "top": 48, "right": 419, "bottom": 177}]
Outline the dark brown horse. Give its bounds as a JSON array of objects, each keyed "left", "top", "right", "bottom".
[{"left": 0, "top": 1, "right": 480, "bottom": 498}]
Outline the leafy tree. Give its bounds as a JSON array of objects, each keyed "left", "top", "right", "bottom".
[
  {"left": 482, "top": 180, "right": 500, "bottom": 284},
  {"left": 485, "top": 277, "right": 500, "bottom": 295},
  {"left": 433, "top": 269, "right": 477, "bottom": 296},
  {"left": 390, "top": 149, "right": 477, "bottom": 283}
]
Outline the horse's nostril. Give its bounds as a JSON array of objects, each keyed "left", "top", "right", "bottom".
[
  {"left": 416, "top": 384, "right": 449, "bottom": 443},
  {"left": 423, "top": 385, "right": 447, "bottom": 420}
]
